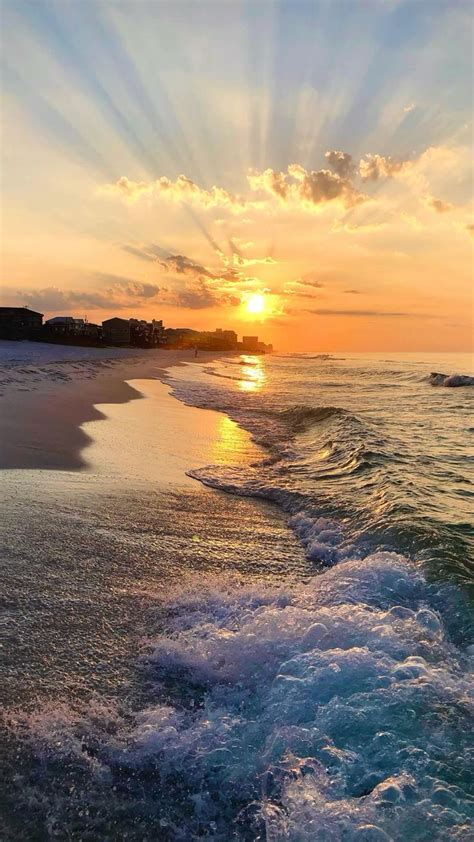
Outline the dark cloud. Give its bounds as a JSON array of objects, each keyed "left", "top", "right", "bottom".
[
  {"left": 158, "top": 253, "right": 214, "bottom": 278},
  {"left": 288, "top": 164, "right": 365, "bottom": 208},
  {"left": 299, "top": 273, "right": 325, "bottom": 288},
  {"left": 161, "top": 279, "right": 240, "bottom": 310},
  {"left": 248, "top": 164, "right": 366, "bottom": 209},
  {"left": 8, "top": 277, "right": 161, "bottom": 313},
  {"left": 325, "top": 150, "right": 355, "bottom": 179},
  {"left": 343, "top": 289, "right": 361, "bottom": 294}
]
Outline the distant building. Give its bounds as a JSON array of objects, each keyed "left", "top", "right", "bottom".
[
  {"left": 215, "top": 328, "right": 238, "bottom": 345},
  {"left": 0, "top": 307, "right": 43, "bottom": 340},
  {"left": 102, "top": 317, "right": 131, "bottom": 345},
  {"left": 162, "top": 327, "right": 200, "bottom": 348},
  {"left": 242, "top": 335, "right": 260, "bottom": 351}
]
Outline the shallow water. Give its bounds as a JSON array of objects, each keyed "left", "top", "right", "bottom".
[
  {"left": 2, "top": 347, "right": 473, "bottom": 841},
  {"left": 168, "top": 351, "right": 474, "bottom": 591}
]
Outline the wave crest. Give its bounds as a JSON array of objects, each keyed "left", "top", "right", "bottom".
[{"left": 429, "top": 372, "right": 474, "bottom": 387}]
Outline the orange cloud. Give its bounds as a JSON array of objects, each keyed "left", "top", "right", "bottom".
[
  {"left": 248, "top": 163, "right": 366, "bottom": 209},
  {"left": 425, "top": 195, "right": 454, "bottom": 213},
  {"left": 359, "top": 153, "right": 412, "bottom": 181}
]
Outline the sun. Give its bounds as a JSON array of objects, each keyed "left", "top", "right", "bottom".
[{"left": 246, "top": 293, "right": 266, "bottom": 315}]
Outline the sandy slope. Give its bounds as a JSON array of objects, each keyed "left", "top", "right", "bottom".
[{"left": 0, "top": 343, "right": 218, "bottom": 470}]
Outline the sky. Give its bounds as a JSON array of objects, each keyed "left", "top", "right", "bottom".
[{"left": 1, "top": 0, "right": 473, "bottom": 352}]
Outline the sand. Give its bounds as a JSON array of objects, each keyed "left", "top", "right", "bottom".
[
  {"left": 0, "top": 341, "right": 304, "bottom": 710},
  {"left": 0, "top": 346, "right": 221, "bottom": 471}
]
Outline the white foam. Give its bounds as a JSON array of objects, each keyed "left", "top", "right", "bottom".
[{"left": 21, "top": 553, "right": 474, "bottom": 839}]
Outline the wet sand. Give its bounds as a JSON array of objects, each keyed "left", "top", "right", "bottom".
[
  {"left": 0, "top": 343, "right": 306, "bottom": 710},
  {"left": 0, "top": 348, "right": 219, "bottom": 471}
]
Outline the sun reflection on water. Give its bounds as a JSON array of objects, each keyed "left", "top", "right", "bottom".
[
  {"left": 238, "top": 355, "right": 266, "bottom": 392},
  {"left": 211, "top": 415, "right": 251, "bottom": 464}
]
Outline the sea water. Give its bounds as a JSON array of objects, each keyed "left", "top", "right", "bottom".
[{"left": 3, "top": 349, "right": 473, "bottom": 840}]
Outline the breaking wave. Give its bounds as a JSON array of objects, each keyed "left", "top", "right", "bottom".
[
  {"left": 6, "top": 555, "right": 473, "bottom": 840},
  {"left": 5, "top": 353, "right": 473, "bottom": 840},
  {"left": 429, "top": 372, "right": 474, "bottom": 387}
]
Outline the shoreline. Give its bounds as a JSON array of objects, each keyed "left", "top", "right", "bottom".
[{"left": 0, "top": 346, "right": 224, "bottom": 471}]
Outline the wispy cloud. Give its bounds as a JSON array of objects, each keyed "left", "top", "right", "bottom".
[
  {"left": 121, "top": 243, "right": 169, "bottom": 262},
  {"left": 7, "top": 276, "right": 162, "bottom": 313},
  {"left": 305, "top": 308, "right": 414, "bottom": 318},
  {"left": 425, "top": 195, "right": 454, "bottom": 213}
]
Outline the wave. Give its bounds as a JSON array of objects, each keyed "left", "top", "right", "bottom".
[
  {"left": 277, "top": 405, "right": 345, "bottom": 432},
  {"left": 429, "top": 372, "right": 474, "bottom": 387},
  {"left": 275, "top": 353, "right": 346, "bottom": 361},
  {"left": 7, "top": 554, "right": 473, "bottom": 840}
]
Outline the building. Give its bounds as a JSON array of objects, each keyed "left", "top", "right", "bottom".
[
  {"left": 214, "top": 328, "right": 238, "bottom": 345},
  {"left": 242, "top": 335, "right": 260, "bottom": 351},
  {"left": 0, "top": 307, "right": 43, "bottom": 339},
  {"left": 45, "top": 316, "right": 101, "bottom": 341},
  {"left": 46, "top": 316, "right": 83, "bottom": 334},
  {"left": 102, "top": 317, "right": 164, "bottom": 346},
  {"left": 102, "top": 317, "right": 131, "bottom": 345},
  {"left": 162, "top": 327, "right": 200, "bottom": 348},
  {"left": 129, "top": 318, "right": 164, "bottom": 347}
]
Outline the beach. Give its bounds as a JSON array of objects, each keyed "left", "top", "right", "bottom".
[
  {"left": 1, "top": 343, "right": 473, "bottom": 841},
  {"left": 0, "top": 344, "right": 218, "bottom": 470}
]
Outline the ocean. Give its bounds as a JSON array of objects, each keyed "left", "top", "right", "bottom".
[
  {"left": 2, "top": 347, "right": 473, "bottom": 841},
  {"left": 170, "top": 352, "right": 474, "bottom": 592}
]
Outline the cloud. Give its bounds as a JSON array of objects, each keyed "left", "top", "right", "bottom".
[
  {"left": 325, "top": 150, "right": 355, "bottom": 179},
  {"left": 122, "top": 243, "right": 169, "bottom": 262},
  {"left": 425, "top": 195, "right": 454, "bottom": 213},
  {"left": 359, "top": 153, "right": 412, "bottom": 181},
  {"left": 344, "top": 289, "right": 361, "bottom": 294},
  {"left": 305, "top": 308, "right": 413, "bottom": 317},
  {"left": 332, "top": 220, "right": 386, "bottom": 234},
  {"left": 158, "top": 277, "right": 240, "bottom": 310},
  {"left": 100, "top": 174, "right": 248, "bottom": 211},
  {"left": 298, "top": 273, "right": 325, "bottom": 288},
  {"left": 9, "top": 276, "right": 162, "bottom": 313},
  {"left": 101, "top": 151, "right": 367, "bottom": 215},
  {"left": 465, "top": 223, "right": 474, "bottom": 237},
  {"left": 403, "top": 103, "right": 417, "bottom": 113},
  {"left": 158, "top": 253, "right": 215, "bottom": 278},
  {"left": 248, "top": 163, "right": 366, "bottom": 209}
]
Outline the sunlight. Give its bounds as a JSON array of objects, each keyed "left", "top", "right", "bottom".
[
  {"left": 238, "top": 355, "right": 266, "bottom": 392},
  {"left": 246, "top": 293, "right": 266, "bottom": 315}
]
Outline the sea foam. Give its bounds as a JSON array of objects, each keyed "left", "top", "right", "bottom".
[{"left": 13, "top": 552, "right": 473, "bottom": 840}]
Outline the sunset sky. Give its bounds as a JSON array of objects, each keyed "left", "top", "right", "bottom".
[{"left": 1, "top": 0, "right": 473, "bottom": 352}]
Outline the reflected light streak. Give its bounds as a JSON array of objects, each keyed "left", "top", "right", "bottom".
[
  {"left": 211, "top": 415, "right": 248, "bottom": 464},
  {"left": 238, "top": 355, "right": 266, "bottom": 392}
]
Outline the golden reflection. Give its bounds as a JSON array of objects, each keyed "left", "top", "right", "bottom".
[
  {"left": 238, "top": 355, "right": 266, "bottom": 392},
  {"left": 212, "top": 415, "right": 247, "bottom": 463}
]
